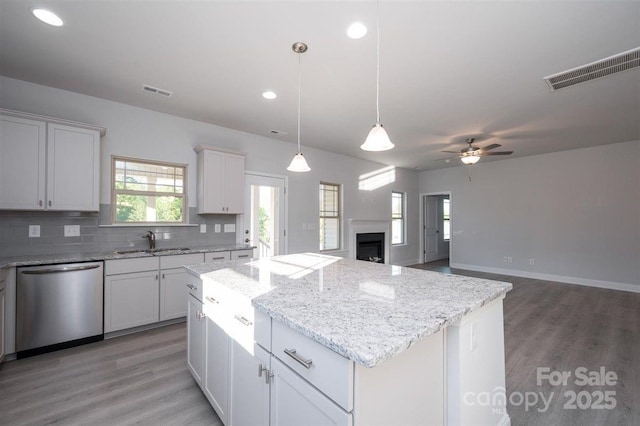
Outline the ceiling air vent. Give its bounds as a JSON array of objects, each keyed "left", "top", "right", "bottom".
[
  {"left": 543, "top": 47, "right": 640, "bottom": 91},
  {"left": 142, "top": 84, "right": 173, "bottom": 97}
]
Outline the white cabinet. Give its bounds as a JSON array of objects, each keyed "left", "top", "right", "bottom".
[
  {"left": 0, "top": 115, "right": 46, "bottom": 210},
  {"left": 46, "top": 124, "right": 100, "bottom": 211},
  {"left": 204, "top": 307, "right": 231, "bottom": 424},
  {"left": 105, "top": 271, "right": 159, "bottom": 333},
  {"left": 231, "top": 343, "right": 271, "bottom": 426},
  {"left": 160, "top": 254, "right": 204, "bottom": 321},
  {"left": 0, "top": 268, "right": 6, "bottom": 363},
  {"left": 187, "top": 294, "right": 206, "bottom": 387},
  {"left": 231, "top": 249, "right": 253, "bottom": 260},
  {"left": 195, "top": 145, "right": 245, "bottom": 214},
  {"left": 0, "top": 111, "right": 103, "bottom": 211}
]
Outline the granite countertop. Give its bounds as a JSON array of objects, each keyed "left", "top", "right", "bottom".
[
  {"left": 184, "top": 253, "right": 512, "bottom": 368},
  {"left": 0, "top": 244, "right": 255, "bottom": 269}
]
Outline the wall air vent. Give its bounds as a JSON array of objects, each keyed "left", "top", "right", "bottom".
[
  {"left": 543, "top": 47, "right": 640, "bottom": 91},
  {"left": 142, "top": 84, "right": 173, "bottom": 97}
]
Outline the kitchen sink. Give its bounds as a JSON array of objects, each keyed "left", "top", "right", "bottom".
[{"left": 115, "top": 247, "right": 190, "bottom": 255}]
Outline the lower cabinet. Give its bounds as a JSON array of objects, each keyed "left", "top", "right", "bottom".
[
  {"left": 204, "top": 309, "right": 231, "bottom": 425},
  {"left": 104, "top": 270, "right": 159, "bottom": 332},
  {"left": 187, "top": 294, "right": 205, "bottom": 386},
  {"left": 230, "top": 343, "right": 270, "bottom": 426},
  {"left": 0, "top": 286, "right": 5, "bottom": 363}
]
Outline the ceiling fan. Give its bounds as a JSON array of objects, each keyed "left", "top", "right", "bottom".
[{"left": 441, "top": 138, "right": 513, "bottom": 165}]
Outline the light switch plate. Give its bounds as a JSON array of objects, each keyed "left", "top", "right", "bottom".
[
  {"left": 214, "top": 224, "right": 221, "bottom": 233},
  {"left": 224, "top": 224, "right": 235, "bottom": 233},
  {"left": 29, "top": 225, "right": 40, "bottom": 238},
  {"left": 200, "top": 224, "right": 207, "bottom": 233},
  {"left": 64, "top": 225, "right": 80, "bottom": 237}
]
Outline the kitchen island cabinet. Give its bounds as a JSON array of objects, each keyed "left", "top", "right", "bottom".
[{"left": 185, "top": 253, "right": 512, "bottom": 426}]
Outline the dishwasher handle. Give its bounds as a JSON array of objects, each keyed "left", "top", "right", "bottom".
[{"left": 21, "top": 264, "right": 102, "bottom": 275}]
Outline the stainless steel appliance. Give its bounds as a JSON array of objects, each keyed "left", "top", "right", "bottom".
[{"left": 17, "top": 262, "right": 104, "bottom": 358}]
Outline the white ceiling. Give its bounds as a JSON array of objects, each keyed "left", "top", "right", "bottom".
[{"left": 1, "top": 0, "right": 639, "bottom": 171}]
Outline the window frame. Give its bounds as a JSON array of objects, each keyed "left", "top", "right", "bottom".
[
  {"left": 319, "top": 181, "right": 341, "bottom": 251},
  {"left": 111, "top": 155, "right": 188, "bottom": 225},
  {"left": 391, "top": 191, "right": 406, "bottom": 245}
]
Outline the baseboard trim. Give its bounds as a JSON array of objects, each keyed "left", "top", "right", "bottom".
[
  {"left": 393, "top": 258, "right": 422, "bottom": 267},
  {"left": 104, "top": 317, "right": 186, "bottom": 339},
  {"left": 450, "top": 263, "right": 639, "bottom": 294}
]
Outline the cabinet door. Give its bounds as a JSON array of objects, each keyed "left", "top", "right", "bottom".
[
  {"left": 47, "top": 124, "right": 100, "bottom": 211},
  {"left": 204, "top": 309, "right": 231, "bottom": 424},
  {"left": 160, "top": 268, "right": 190, "bottom": 321},
  {"left": 199, "top": 149, "right": 225, "bottom": 213},
  {"left": 0, "top": 115, "right": 46, "bottom": 210},
  {"left": 230, "top": 343, "right": 270, "bottom": 426},
  {"left": 270, "top": 357, "right": 352, "bottom": 426},
  {"left": 104, "top": 271, "right": 159, "bottom": 332},
  {"left": 0, "top": 288, "right": 5, "bottom": 363},
  {"left": 224, "top": 153, "right": 245, "bottom": 214},
  {"left": 187, "top": 295, "right": 205, "bottom": 388}
]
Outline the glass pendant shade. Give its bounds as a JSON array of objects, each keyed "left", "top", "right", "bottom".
[
  {"left": 461, "top": 155, "right": 480, "bottom": 165},
  {"left": 361, "top": 123, "right": 395, "bottom": 151},
  {"left": 287, "top": 152, "right": 311, "bottom": 172}
]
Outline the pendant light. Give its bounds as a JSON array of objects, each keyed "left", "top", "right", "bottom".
[
  {"left": 287, "top": 42, "right": 311, "bottom": 172},
  {"left": 361, "top": 0, "right": 394, "bottom": 152}
]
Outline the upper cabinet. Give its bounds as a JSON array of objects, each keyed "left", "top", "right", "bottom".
[
  {"left": 195, "top": 145, "right": 245, "bottom": 214},
  {"left": 0, "top": 109, "right": 104, "bottom": 212}
]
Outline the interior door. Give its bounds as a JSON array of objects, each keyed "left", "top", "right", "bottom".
[
  {"left": 424, "top": 196, "right": 439, "bottom": 262},
  {"left": 243, "top": 173, "right": 286, "bottom": 259}
]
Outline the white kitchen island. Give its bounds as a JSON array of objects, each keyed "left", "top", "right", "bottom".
[{"left": 184, "top": 253, "right": 512, "bottom": 426}]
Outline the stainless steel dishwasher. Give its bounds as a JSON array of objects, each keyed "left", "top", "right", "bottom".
[{"left": 17, "top": 261, "right": 104, "bottom": 358}]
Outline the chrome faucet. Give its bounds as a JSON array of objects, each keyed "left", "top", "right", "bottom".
[{"left": 143, "top": 230, "right": 156, "bottom": 250}]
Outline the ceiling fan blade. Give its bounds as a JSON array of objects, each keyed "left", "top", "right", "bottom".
[
  {"left": 480, "top": 143, "right": 501, "bottom": 152},
  {"left": 482, "top": 151, "right": 513, "bottom": 156},
  {"left": 441, "top": 150, "right": 461, "bottom": 154}
]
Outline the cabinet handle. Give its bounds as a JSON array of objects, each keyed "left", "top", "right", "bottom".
[
  {"left": 237, "top": 255, "right": 249, "bottom": 258},
  {"left": 197, "top": 311, "right": 206, "bottom": 320},
  {"left": 186, "top": 283, "right": 197, "bottom": 290},
  {"left": 155, "top": 274, "right": 159, "bottom": 280},
  {"left": 39, "top": 200, "right": 43, "bottom": 207},
  {"left": 266, "top": 370, "right": 274, "bottom": 385},
  {"left": 258, "top": 363, "right": 268, "bottom": 378},
  {"left": 211, "top": 256, "right": 225, "bottom": 260},
  {"left": 205, "top": 296, "right": 219, "bottom": 304},
  {"left": 234, "top": 314, "right": 252, "bottom": 326},
  {"left": 162, "top": 273, "right": 165, "bottom": 279},
  {"left": 284, "top": 349, "right": 313, "bottom": 369},
  {"left": 48, "top": 200, "right": 52, "bottom": 207}
]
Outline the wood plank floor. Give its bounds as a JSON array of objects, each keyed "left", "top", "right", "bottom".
[{"left": 0, "top": 261, "right": 637, "bottom": 425}]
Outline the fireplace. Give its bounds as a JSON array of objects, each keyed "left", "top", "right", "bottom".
[
  {"left": 348, "top": 220, "right": 391, "bottom": 264},
  {"left": 356, "top": 233, "right": 385, "bottom": 263}
]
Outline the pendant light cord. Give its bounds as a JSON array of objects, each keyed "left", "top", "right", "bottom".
[
  {"left": 297, "top": 52, "right": 302, "bottom": 153},
  {"left": 375, "top": 0, "right": 380, "bottom": 124}
]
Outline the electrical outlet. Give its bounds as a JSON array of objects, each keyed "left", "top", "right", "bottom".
[
  {"left": 64, "top": 225, "right": 80, "bottom": 237},
  {"left": 214, "top": 224, "right": 221, "bottom": 233},
  {"left": 200, "top": 224, "right": 207, "bottom": 233},
  {"left": 224, "top": 224, "right": 235, "bottom": 233},
  {"left": 503, "top": 256, "right": 508, "bottom": 263},
  {"left": 29, "top": 225, "right": 40, "bottom": 238},
  {"left": 508, "top": 256, "right": 513, "bottom": 263},
  {"left": 529, "top": 258, "right": 535, "bottom": 265}
]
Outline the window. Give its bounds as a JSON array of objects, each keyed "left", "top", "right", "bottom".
[
  {"left": 392, "top": 192, "right": 405, "bottom": 245},
  {"left": 319, "top": 182, "right": 340, "bottom": 251},
  {"left": 443, "top": 198, "right": 450, "bottom": 240},
  {"left": 112, "top": 157, "right": 186, "bottom": 224}
]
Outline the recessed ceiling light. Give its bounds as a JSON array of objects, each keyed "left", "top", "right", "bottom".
[
  {"left": 262, "top": 91, "right": 277, "bottom": 100},
  {"left": 347, "top": 22, "right": 367, "bottom": 39},
  {"left": 32, "top": 9, "right": 64, "bottom": 27}
]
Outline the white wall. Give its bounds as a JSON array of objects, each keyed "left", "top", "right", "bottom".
[
  {"left": 418, "top": 140, "right": 640, "bottom": 292},
  {"left": 0, "top": 76, "right": 420, "bottom": 264}
]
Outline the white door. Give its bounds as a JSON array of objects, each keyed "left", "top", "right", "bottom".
[
  {"left": 243, "top": 173, "right": 286, "bottom": 258},
  {"left": 424, "top": 196, "right": 439, "bottom": 262}
]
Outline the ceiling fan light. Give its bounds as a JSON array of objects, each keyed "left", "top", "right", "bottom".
[
  {"left": 461, "top": 155, "right": 480, "bottom": 165},
  {"left": 361, "top": 123, "right": 395, "bottom": 151},
  {"left": 287, "top": 152, "right": 311, "bottom": 172}
]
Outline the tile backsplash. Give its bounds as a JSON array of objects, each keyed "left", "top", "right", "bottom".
[{"left": 0, "top": 205, "right": 237, "bottom": 257}]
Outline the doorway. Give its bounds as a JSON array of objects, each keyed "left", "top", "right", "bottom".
[
  {"left": 422, "top": 193, "right": 451, "bottom": 264},
  {"left": 243, "top": 172, "right": 287, "bottom": 259}
]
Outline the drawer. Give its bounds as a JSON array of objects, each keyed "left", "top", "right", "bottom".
[
  {"left": 186, "top": 273, "right": 203, "bottom": 303},
  {"left": 160, "top": 253, "right": 204, "bottom": 269},
  {"left": 105, "top": 257, "right": 159, "bottom": 275},
  {"left": 231, "top": 249, "right": 253, "bottom": 260},
  {"left": 271, "top": 319, "right": 354, "bottom": 411},
  {"left": 204, "top": 251, "right": 231, "bottom": 262}
]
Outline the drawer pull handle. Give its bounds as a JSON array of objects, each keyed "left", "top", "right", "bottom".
[
  {"left": 234, "top": 315, "right": 252, "bottom": 326},
  {"left": 205, "top": 296, "right": 219, "bottom": 304},
  {"left": 284, "top": 349, "right": 313, "bottom": 369},
  {"left": 211, "top": 257, "right": 225, "bottom": 260},
  {"left": 237, "top": 254, "right": 249, "bottom": 258},
  {"left": 186, "top": 284, "right": 197, "bottom": 290}
]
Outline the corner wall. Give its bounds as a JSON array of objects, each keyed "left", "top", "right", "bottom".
[{"left": 418, "top": 140, "right": 640, "bottom": 292}]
